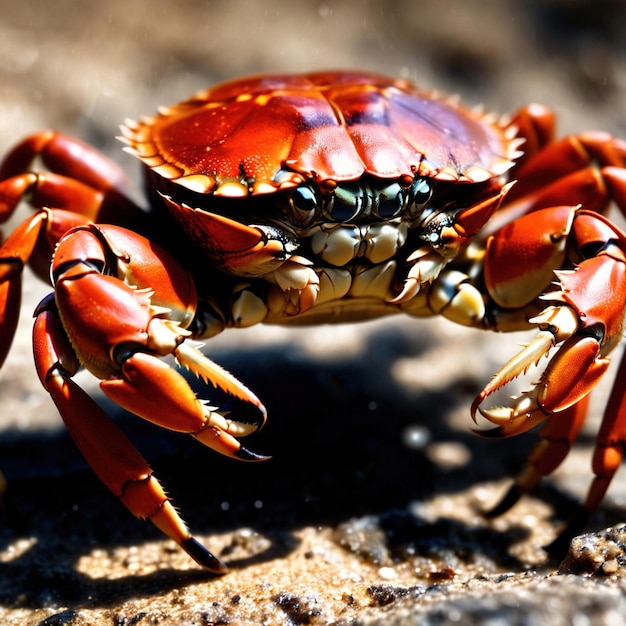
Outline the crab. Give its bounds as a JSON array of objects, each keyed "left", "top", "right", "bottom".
[{"left": 1, "top": 70, "right": 626, "bottom": 574}]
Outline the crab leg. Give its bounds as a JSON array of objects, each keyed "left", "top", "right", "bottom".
[
  {"left": 481, "top": 397, "right": 590, "bottom": 518},
  {"left": 27, "top": 223, "right": 270, "bottom": 571},
  {"left": 506, "top": 104, "right": 626, "bottom": 199},
  {"left": 468, "top": 205, "right": 626, "bottom": 539},
  {"left": 473, "top": 225, "right": 626, "bottom": 429},
  {"left": 50, "top": 224, "right": 268, "bottom": 446},
  {"left": 160, "top": 196, "right": 296, "bottom": 276},
  {"left": 33, "top": 306, "right": 227, "bottom": 573},
  {"left": 0, "top": 208, "right": 81, "bottom": 366},
  {"left": 584, "top": 348, "right": 626, "bottom": 514},
  {"left": 0, "top": 133, "right": 148, "bottom": 368},
  {"left": 481, "top": 106, "right": 626, "bottom": 240},
  {"left": 0, "top": 131, "right": 131, "bottom": 194},
  {"left": 540, "top": 348, "right": 626, "bottom": 554},
  {"left": 0, "top": 131, "right": 145, "bottom": 238}
]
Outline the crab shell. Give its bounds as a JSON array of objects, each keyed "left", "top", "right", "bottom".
[{"left": 120, "top": 71, "right": 522, "bottom": 200}]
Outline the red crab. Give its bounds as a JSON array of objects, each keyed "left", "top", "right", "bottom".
[{"left": 0, "top": 71, "right": 625, "bottom": 573}]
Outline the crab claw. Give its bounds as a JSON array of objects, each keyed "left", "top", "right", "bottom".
[
  {"left": 452, "top": 182, "right": 515, "bottom": 240},
  {"left": 471, "top": 304, "right": 611, "bottom": 437},
  {"left": 100, "top": 344, "right": 269, "bottom": 462},
  {"left": 473, "top": 233, "right": 626, "bottom": 438},
  {"left": 470, "top": 327, "right": 556, "bottom": 437},
  {"left": 473, "top": 334, "right": 610, "bottom": 438},
  {"left": 161, "top": 195, "right": 298, "bottom": 276},
  {"left": 51, "top": 223, "right": 269, "bottom": 461}
]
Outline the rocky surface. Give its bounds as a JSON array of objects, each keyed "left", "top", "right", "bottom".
[{"left": 1, "top": 1, "right": 626, "bottom": 624}]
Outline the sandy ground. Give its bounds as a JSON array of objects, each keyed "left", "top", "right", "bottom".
[{"left": 1, "top": 1, "right": 626, "bottom": 624}]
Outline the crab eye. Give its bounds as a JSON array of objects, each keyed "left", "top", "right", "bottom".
[
  {"left": 291, "top": 184, "right": 318, "bottom": 214},
  {"left": 406, "top": 178, "right": 433, "bottom": 221},
  {"left": 327, "top": 184, "right": 361, "bottom": 222},
  {"left": 412, "top": 178, "right": 432, "bottom": 206},
  {"left": 375, "top": 182, "right": 406, "bottom": 218},
  {"left": 288, "top": 184, "right": 320, "bottom": 228}
]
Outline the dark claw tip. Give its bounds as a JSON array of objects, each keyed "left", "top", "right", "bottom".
[
  {"left": 182, "top": 537, "right": 228, "bottom": 574},
  {"left": 471, "top": 426, "right": 506, "bottom": 439},
  {"left": 482, "top": 483, "right": 522, "bottom": 519}
]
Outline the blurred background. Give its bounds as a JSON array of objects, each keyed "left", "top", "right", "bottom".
[
  {"left": 0, "top": 0, "right": 625, "bottom": 620},
  {"left": 2, "top": 0, "right": 625, "bottom": 149}
]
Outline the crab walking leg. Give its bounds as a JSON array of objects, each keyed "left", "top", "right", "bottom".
[
  {"left": 0, "top": 134, "right": 146, "bottom": 253},
  {"left": 33, "top": 308, "right": 227, "bottom": 573},
  {"left": 580, "top": 350, "right": 626, "bottom": 517},
  {"left": 539, "top": 349, "right": 626, "bottom": 555},
  {"left": 0, "top": 164, "right": 145, "bottom": 367},
  {"left": 481, "top": 396, "right": 590, "bottom": 518},
  {"left": 0, "top": 267, "right": 23, "bottom": 368},
  {"left": 0, "top": 209, "right": 84, "bottom": 366},
  {"left": 465, "top": 207, "right": 626, "bottom": 544},
  {"left": 0, "top": 131, "right": 132, "bottom": 197}
]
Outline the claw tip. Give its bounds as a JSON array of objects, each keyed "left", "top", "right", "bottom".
[
  {"left": 482, "top": 483, "right": 523, "bottom": 518},
  {"left": 182, "top": 537, "right": 228, "bottom": 574},
  {"left": 470, "top": 425, "right": 506, "bottom": 439}
]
